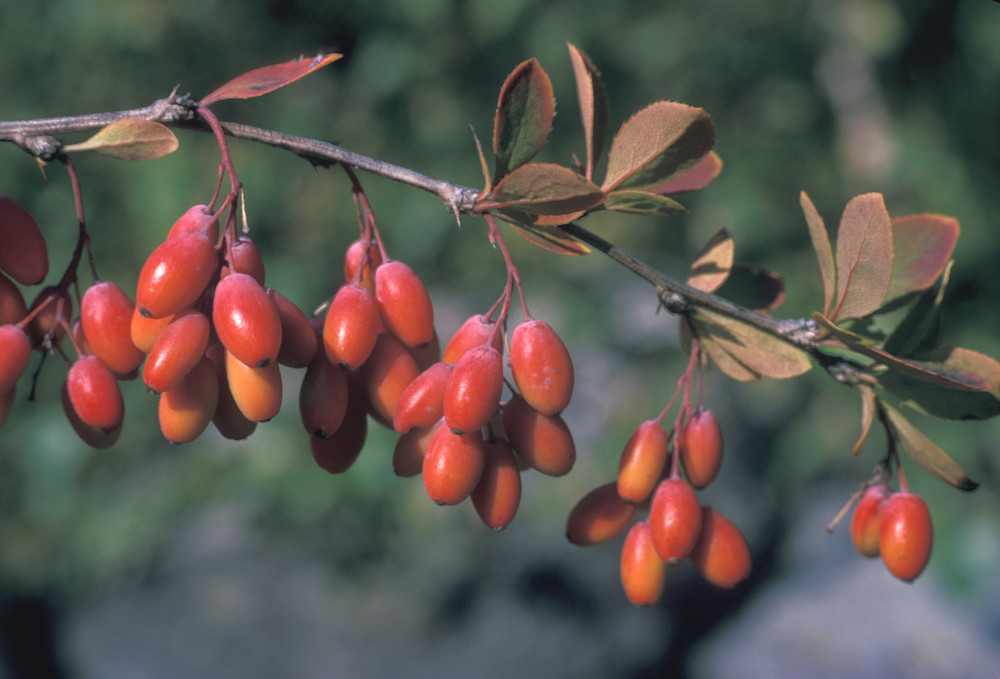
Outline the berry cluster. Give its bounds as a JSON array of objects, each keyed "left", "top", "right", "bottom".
[{"left": 566, "top": 339, "right": 751, "bottom": 606}]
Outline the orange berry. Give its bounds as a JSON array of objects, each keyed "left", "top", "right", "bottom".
[
  {"left": 204, "top": 343, "right": 257, "bottom": 440},
  {"left": 0, "top": 196, "right": 49, "bottom": 285},
  {"left": 323, "top": 283, "right": 380, "bottom": 370},
  {"left": 422, "top": 424, "right": 485, "bottom": 506},
  {"left": 130, "top": 305, "right": 173, "bottom": 353},
  {"left": 80, "top": 281, "right": 146, "bottom": 376},
  {"left": 690, "top": 506, "right": 751, "bottom": 588},
  {"left": 879, "top": 490, "right": 933, "bottom": 582},
  {"left": 393, "top": 361, "right": 451, "bottom": 434},
  {"left": 501, "top": 394, "right": 576, "bottom": 476},
  {"left": 850, "top": 484, "right": 889, "bottom": 559},
  {"left": 617, "top": 420, "right": 670, "bottom": 504},
  {"left": 678, "top": 408, "right": 723, "bottom": 489},
  {"left": 299, "top": 354, "right": 349, "bottom": 438},
  {"left": 360, "top": 332, "right": 420, "bottom": 424},
  {"left": 212, "top": 272, "right": 282, "bottom": 368},
  {"left": 65, "top": 355, "right": 124, "bottom": 431},
  {"left": 158, "top": 356, "right": 219, "bottom": 443},
  {"left": 143, "top": 310, "right": 210, "bottom": 394},
  {"left": 0, "top": 324, "right": 31, "bottom": 394},
  {"left": 375, "top": 260, "right": 435, "bottom": 348},
  {"left": 442, "top": 314, "right": 501, "bottom": 365},
  {"left": 471, "top": 436, "right": 522, "bottom": 530},
  {"left": 444, "top": 345, "right": 503, "bottom": 434},
  {"left": 224, "top": 349, "right": 282, "bottom": 422},
  {"left": 136, "top": 230, "right": 218, "bottom": 318},
  {"left": 509, "top": 319, "right": 573, "bottom": 416},
  {"left": 620, "top": 521, "right": 667, "bottom": 607},
  {"left": 566, "top": 482, "right": 637, "bottom": 546},
  {"left": 648, "top": 478, "right": 702, "bottom": 564}
]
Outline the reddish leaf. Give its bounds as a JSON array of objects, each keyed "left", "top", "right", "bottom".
[
  {"left": 800, "top": 191, "right": 836, "bottom": 317},
  {"left": 884, "top": 214, "right": 960, "bottom": 304},
  {"left": 648, "top": 152, "right": 723, "bottom": 195},
  {"left": 853, "top": 384, "right": 877, "bottom": 455},
  {"left": 601, "top": 190, "right": 687, "bottom": 217},
  {"left": 688, "top": 229, "right": 733, "bottom": 293},
  {"left": 62, "top": 120, "right": 178, "bottom": 160},
  {"left": 602, "top": 101, "right": 715, "bottom": 192},
  {"left": 492, "top": 59, "right": 556, "bottom": 183},
  {"left": 831, "top": 193, "right": 894, "bottom": 321},
  {"left": 568, "top": 43, "right": 608, "bottom": 182},
  {"left": 480, "top": 163, "right": 605, "bottom": 215},
  {"left": 499, "top": 215, "right": 590, "bottom": 256},
  {"left": 200, "top": 53, "right": 342, "bottom": 106},
  {"left": 715, "top": 265, "right": 786, "bottom": 313},
  {"left": 881, "top": 400, "right": 978, "bottom": 491}
]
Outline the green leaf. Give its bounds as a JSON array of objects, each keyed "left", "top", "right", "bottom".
[
  {"left": 832, "top": 193, "right": 894, "bottom": 321},
  {"left": 882, "top": 261, "right": 951, "bottom": 357},
  {"left": 492, "top": 58, "right": 556, "bottom": 183},
  {"left": 693, "top": 308, "right": 813, "bottom": 380},
  {"left": 602, "top": 190, "right": 687, "bottom": 217},
  {"left": 881, "top": 400, "right": 979, "bottom": 491},
  {"left": 481, "top": 163, "right": 605, "bottom": 216},
  {"left": 884, "top": 214, "right": 959, "bottom": 304},
  {"left": 800, "top": 191, "right": 836, "bottom": 317},
  {"left": 199, "top": 53, "right": 342, "bottom": 106},
  {"left": 498, "top": 214, "right": 590, "bottom": 256},
  {"left": 602, "top": 101, "right": 715, "bottom": 192},
  {"left": 715, "top": 265, "right": 786, "bottom": 313},
  {"left": 62, "top": 120, "right": 179, "bottom": 160},
  {"left": 648, "top": 151, "right": 723, "bottom": 195},
  {"left": 853, "top": 384, "right": 877, "bottom": 455},
  {"left": 568, "top": 43, "right": 608, "bottom": 182},
  {"left": 687, "top": 229, "right": 733, "bottom": 293},
  {"left": 879, "top": 347, "right": 1000, "bottom": 421}
]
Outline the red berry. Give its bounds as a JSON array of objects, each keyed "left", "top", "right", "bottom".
[
  {"left": 617, "top": 420, "right": 670, "bottom": 504},
  {"left": 267, "top": 288, "right": 318, "bottom": 369},
  {"left": 442, "top": 314, "right": 501, "bottom": 365},
  {"left": 204, "top": 343, "right": 257, "bottom": 440},
  {"left": 0, "top": 324, "right": 31, "bottom": 394},
  {"left": 0, "top": 272, "right": 28, "bottom": 325},
  {"left": 393, "top": 361, "right": 451, "bottom": 434},
  {"left": 66, "top": 355, "right": 124, "bottom": 431},
  {"left": 299, "top": 354, "right": 349, "bottom": 438},
  {"left": 143, "top": 310, "right": 210, "bottom": 394},
  {"left": 422, "top": 424, "right": 486, "bottom": 506},
  {"left": 60, "top": 381, "right": 121, "bottom": 448},
  {"left": 566, "top": 482, "right": 637, "bottom": 546},
  {"left": 166, "top": 204, "right": 219, "bottom": 242},
  {"left": 136, "top": 230, "right": 218, "bottom": 318},
  {"left": 509, "top": 319, "right": 573, "bottom": 416},
  {"left": 212, "top": 272, "right": 282, "bottom": 368},
  {"left": 648, "top": 478, "right": 702, "bottom": 564},
  {"left": 620, "top": 521, "right": 667, "bottom": 606},
  {"left": 375, "top": 260, "right": 435, "bottom": 348},
  {"left": 879, "top": 490, "right": 933, "bottom": 582},
  {"left": 501, "top": 395, "right": 576, "bottom": 476},
  {"left": 81, "top": 281, "right": 146, "bottom": 376},
  {"left": 850, "top": 484, "right": 889, "bottom": 559},
  {"left": 444, "top": 345, "right": 503, "bottom": 434},
  {"left": 323, "top": 284, "right": 381, "bottom": 370},
  {"left": 221, "top": 236, "right": 266, "bottom": 285},
  {"left": 343, "top": 238, "right": 382, "bottom": 293},
  {"left": 678, "top": 408, "right": 723, "bottom": 489},
  {"left": 393, "top": 425, "right": 437, "bottom": 478},
  {"left": 25, "top": 286, "right": 72, "bottom": 349},
  {"left": 0, "top": 196, "right": 49, "bottom": 285},
  {"left": 360, "top": 332, "right": 420, "bottom": 425},
  {"left": 472, "top": 436, "right": 522, "bottom": 530},
  {"left": 690, "top": 506, "right": 751, "bottom": 588},
  {"left": 310, "top": 379, "right": 368, "bottom": 473}
]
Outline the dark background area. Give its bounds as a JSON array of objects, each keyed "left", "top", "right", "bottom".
[{"left": 1, "top": 1, "right": 999, "bottom": 677}]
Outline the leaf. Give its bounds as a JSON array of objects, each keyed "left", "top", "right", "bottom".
[
  {"left": 480, "top": 163, "right": 605, "bottom": 215},
  {"left": 690, "top": 321, "right": 761, "bottom": 382},
  {"left": 62, "top": 120, "right": 179, "bottom": 160},
  {"left": 715, "top": 265, "right": 786, "bottom": 313},
  {"left": 800, "top": 191, "right": 836, "bottom": 317},
  {"left": 602, "top": 101, "right": 715, "bottom": 192},
  {"left": 881, "top": 400, "right": 979, "bottom": 491},
  {"left": 879, "top": 347, "right": 1000, "bottom": 421},
  {"left": 882, "top": 261, "right": 951, "bottom": 357},
  {"left": 884, "top": 214, "right": 960, "bottom": 304},
  {"left": 831, "top": 193, "right": 894, "bottom": 321},
  {"left": 648, "top": 151, "right": 723, "bottom": 195},
  {"left": 492, "top": 58, "right": 556, "bottom": 183},
  {"left": 601, "top": 190, "right": 688, "bottom": 217},
  {"left": 200, "top": 53, "right": 342, "bottom": 106},
  {"left": 693, "top": 308, "right": 813, "bottom": 380},
  {"left": 498, "top": 215, "right": 591, "bottom": 256},
  {"left": 853, "top": 384, "right": 877, "bottom": 455},
  {"left": 688, "top": 229, "right": 734, "bottom": 293},
  {"left": 568, "top": 43, "right": 608, "bottom": 182}
]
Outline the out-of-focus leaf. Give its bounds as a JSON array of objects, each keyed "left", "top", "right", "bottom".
[
  {"left": 832, "top": 193, "right": 894, "bottom": 321},
  {"left": 480, "top": 163, "right": 604, "bottom": 216},
  {"left": 602, "top": 101, "right": 714, "bottom": 192},
  {"left": 200, "top": 53, "right": 342, "bottom": 106},
  {"left": 884, "top": 214, "right": 959, "bottom": 304},
  {"left": 498, "top": 214, "right": 590, "bottom": 255},
  {"left": 853, "top": 384, "right": 877, "bottom": 455},
  {"left": 716, "top": 264, "right": 786, "bottom": 313},
  {"left": 648, "top": 151, "right": 723, "bottom": 195},
  {"left": 881, "top": 401, "right": 979, "bottom": 491},
  {"left": 882, "top": 261, "right": 951, "bottom": 357},
  {"left": 601, "top": 190, "right": 687, "bottom": 216},
  {"left": 693, "top": 308, "right": 812, "bottom": 379},
  {"left": 492, "top": 58, "right": 555, "bottom": 183},
  {"left": 687, "top": 229, "right": 733, "bottom": 293},
  {"left": 568, "top": 43, "right": 608, "bottom": 182},
  {"left": 800, "top": 191, "right": 836, "bottom": 317},
  {"left": 879, "top": 347, "right": 1000, "bottom": 421},
  {"left": 62, "top": 120, "right": 178, "bottom": 160}
]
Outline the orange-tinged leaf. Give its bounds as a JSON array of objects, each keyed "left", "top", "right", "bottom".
[
  {"left": 853, "top": 384, "right": 876, "bottom": 455},
  {"left": 688, "top": 229, "right": 733, "bottom": 293},
  {"left": 601, "top": 190, "right": 687, "bottom": 217},
  {"left": 694, "top": 325, "right": 760, "bottom": 382},
  {"left": 884, "top": 214, "right": 959, "bottom": 304},
  {"left": 694, "top": 308, "right": 812, "bottom": 380},
  {"left": 648, "top": 151, "right": 723, "bottom": 195},
  {"left": 602, "top": 101, "right": 715, "bottom": 192},
  {"left": 881, "top": 400, "right": 978, "bottom": 491},
  {"left": 832, "top": 193, "right": 893, "bottom": 321},
  {"left": 199, "top": 52, "right": 342, "bottom": 106},
  {"left": 481, "top": 163, "right": 605, "bottom": 215},
  {"left": 800, "top": 191, "right": 836, "bottom": 317},
  {"left": 492, "top": 58, "right": 556, "bottom": 183},
  {"left": 62, "top": 120, "right": 178, "bottom": 160},
  {"left": 568, "top": 43, "right": 608, "bottom": 181}
]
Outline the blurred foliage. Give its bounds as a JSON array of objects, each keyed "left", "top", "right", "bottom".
[{"left": 2, "top": 0, "right": 1000, "bottom": 675}]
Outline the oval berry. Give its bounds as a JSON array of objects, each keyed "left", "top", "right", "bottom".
[
  {"left": 225, "top": 349, "right": 283, "bottom": 422},
  {"left": 678, "top": 408, "right": 723, "bottom": 489},
  {"left": 879, "top": 490, "right": 933, "bottom": 582},
  {"left": 509, "top": 319, "right": 573, "bottom": 416},
  {"left": 166, "top": 204, "right": 219, "bottom": 242},
  {"left": 472, "top": 437, "right": 522, "bottom": 530},
  {"left": 221, "top": 236, "right": 266, "bottom": 285},
  {"left": 444, "top": 345, "right": 503, "bottom": 434},
  {"left": 343, "top": 238, "right": 382, "bottom": 293},
  {"left": 501, "top": 395, "right": 576, "bottom": 477},
  {"left": 66, "top": 355, "right": 124, "bottom": 431},
  {"left": 81, "top": 281, "right": 146, "bottom": 376},
  {"left": 620, "top": 521, "right": 667, "bottom": 607},
  {"left": 360, "top": 332, "right": 420, "bottom": 425},
  {"left": 26, "top": 286, "right": 72, "bottom": 349},
  {"left": 143, "top": 310, "right": 210, "bottom": 394},
  {"left": 648, "top": 478, "right": 702, "bottom": 564},
  {"left": 60, "top": 381, "right": 121, "bottom": 448},
  {"left": 422, "top": 424, "right": 486, "bottom": 506},
  {"left": 213, "top": 273, "right": 282, "bottom": 368},
  {"left": 0, "top": 324, "right": 31, "bottom": 394},
  {"left": 299, "top": 354, "right": 349, "bottom": 438},
  {"left": 0, "top": 196, "right": 49, "bottom": 285},
  {"left": 323, "top": 284, "right": 381, "bottom": 370},
  {"left": 267, "top": 288, "right": 318, "bottom": 369},
  {"left": 310, "top": 380, "right": 368, "bottom": 473},
  {"left": 375, "top": 260, "right": 435, "bottom": 348},
  {"left": 442, "top": 314, "right": 501, "bottom": 365},
  {"left": 393, "top": 361, "right": 451, "bottom": 434},
  {"left": 617, "top": 420, "right": 670, "bottom": 504},
  {"left": 690, "top": 506, "right": 752, "bottom": 588},
  {"left": 0, "top": 272, "right": 28, "bottom": 325},
  {"left": 130, "top": 305, "right": 173, "bottom": 353},
  {"left": 136, "top": 230, "right": 218, "bottom": 318},
  {"left": 393, "top": 425, "right": 437, "bottom": 478},
  {"left": 205, "top": 343, "right": 257, "bottom": 440},
  {"left": 566, "top": 482, "right": 637, "bottom": 546},
  {"left": 158, "top": 355, "right": 219, "bottom": 443},
  {"left": 850, "top": 484, "right": 889, "bottom": 559}
]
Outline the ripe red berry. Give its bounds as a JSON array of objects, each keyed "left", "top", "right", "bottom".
[
  {"left": 60, "top": 381, "right": 121, "bottom": 448},
  {"left": 267, "top": 288, "right": 318, "bottom": 369},
  {"left": 566, "top": 482, "right": 638, "bottom": 546},
  {"left": 166, "top": 204, "right": 219, "bottom": 242},
  {"left": 143, "top": 310, "right": 210, "bottom": 394},
  {"left": 509, "top": 319, "right": 574, "bottom": 416},
  {"left": 323, "top": 283, "right": 381, "bottom": 370},
  {"left": 393, "top": 425, "right": 436, "bottom": 478},
  {"left": 136, "top": 230, "right": 218, "bottom": 318},
  {"left": 850, "top": 484, "right": 889, "bottom": 559},
  {"left": 690, "top": 506, "right": 752, "bottom": 588},
  {"left": 374, "top": 260, "right": 435, "bottom": 348},
  {"left": 212, "top": 272, "right": 282, "bottom": 368},
  {"left": 0, "top": 196, "right": 49, "bottom": 285},
  {"left": 0, "top": 272, "right": 28, "bottom": 325},
  {"left": 158, "top": 355, "right": 219, "bottom": 443},
  {"left": 80, "top": 281, "right": 146, "bottom": 376},
  {"left": 0, "top": 324, "right": 31, "bottom": 394},
  {"left": 393, "top": 361, "right": 451, "bottom": 434},
  {"left": 471, "top": 436, "right": 522, "bottom": 530},
  {"left": 501, "top": 394, "right": 576, "bottom": 476},
  {"left": 360, "top": 332, "right": 420, "bottom": 425},
  {"left": 879, "top": 490, "right": 933, "bottom": 582},
  {"left": 310, "top": 379, "right": 368, "bottom": 473},
  {"left": 422, "top": 424, "right": 486, "bottom": 506},
  {"left": 221, "top": 236, "right": 266, "bottom": 285},
  {"left": 444, "top": 345, "right": 504, "bottom": 434},
  {"left": 442, "top": 314, "right": 501, "bottom": 365},
  {"left": 66, "top": 355, "right": 124, "bottom": 432},
  {"left": 678, "top": 408, "right": 724, "bottom": 489},
  {"left": 299, "top": 354, "right": 349, "bottom": 438},
  {"left": 620, "top": 521, "right": 667, "bottom": 607},
  {"left": 617, "top": 420, "right": 670, "bottom": 504},
  {"left": 648, "top": 478, "right": 702, "bottom": 564},
  {"left": 343, "top": 238, "right": 382, "bottom": 293}
]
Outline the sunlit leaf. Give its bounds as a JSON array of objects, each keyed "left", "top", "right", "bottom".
[
  {"left": 498, "top": 214, "right": 590, "bottom": 255},
  {"left": 481, "top": 163, "right": 605, "bottom": 215},
  {"left": 831, "top": 193, "right": 894, "bottom": 321},
  {"left": 694, "top": 308, "right": 812, "bottom": 379},
  {"left": 879, "top": 347, "right": 1000, "bottom": 421},
  {"left": 568, "top": 43, "right": 608, "bottom": 182},
  {"left": 715, "top": 265, "right": 786, "bottom": 313},
  {"left": 884, "top": 214, "right": 959, "bottom": 304},
  {"left": 62, "top": 120, "right": 179, "bottom": 160},
  {"left": 687, "top": 229, "right": 733, "bottom": 293},
  {"left": 648, "top": 151, "right": 723, "bottom": 195},
  {"left": 882, "top": 261, "right": 951, "bottom": 357},
  {"left": 800, "top": 191, "right": 836, "bottom": 317},
  {"left": 692, "top": 322, "right": 760, "bottom": 382},
  {"left": 602, "top": 101, "right": 715, "bottom": 192},
  {"left": 853, "top": 384, "right": 877, "bottom": 455},
  {"left": 200, "top": 53, "right": 342, "bottom": 106},
  {"left": 492, "top": 58, "right": 556, "bottom": 183},
  {"left": 881, "top": 401, "right": 979, "bottom": 491},
  {"left": 601, "top": 190, "right": 687, "bottom": 216}
]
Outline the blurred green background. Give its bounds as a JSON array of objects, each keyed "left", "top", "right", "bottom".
[{"left": 2, "top": 1, "right": 999, "bottom": 677}]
